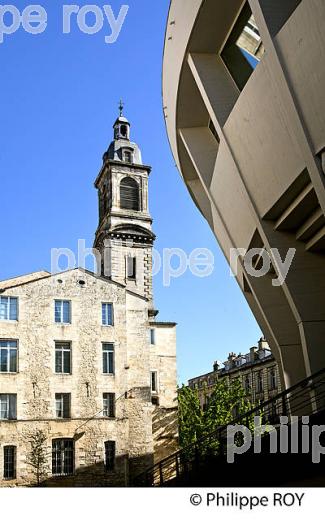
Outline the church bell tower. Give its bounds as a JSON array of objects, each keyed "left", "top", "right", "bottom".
[{"left": 94, "top": 104, "right": 155, "bottom": 303}]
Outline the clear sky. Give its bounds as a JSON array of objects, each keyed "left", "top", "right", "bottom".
[{"left": 0, "top": 0, "right": 261, "bottom": 384}]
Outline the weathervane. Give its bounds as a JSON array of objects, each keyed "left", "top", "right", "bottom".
[{"left": 118, "top": 99, "right": 124, "bottom": 116}]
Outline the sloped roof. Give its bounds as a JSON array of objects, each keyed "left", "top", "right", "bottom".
[
  {"left": 0, "top": 271, "right": 51, "bottom": 290},
  {"left": 0, "top": 268, "right": 149, "bottom": 301}
]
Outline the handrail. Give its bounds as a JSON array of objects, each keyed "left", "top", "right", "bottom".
[{"left": 132, "top": 366, "right": 325, "bottom": 486}]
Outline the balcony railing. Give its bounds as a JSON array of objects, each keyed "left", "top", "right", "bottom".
[{"left": 132, "top": 367, "right": 325, "bottom": 486}]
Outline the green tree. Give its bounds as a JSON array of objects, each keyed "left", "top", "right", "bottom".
[
  {"left": 178, "top": 378, "right": 256, "bottom": 458},
  {"left": 25, "top": 429, "right": 50, "bottom": 486},
  {"left": 204, "top": 378, "right": 254, "bottom": 430},
  {"left": 178, "top": 384, "right": 204, "bottom": 449}
]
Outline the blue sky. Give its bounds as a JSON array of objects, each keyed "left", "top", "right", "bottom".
[{"left": 0, "top": 0, "right": 261, "bottom": 384}]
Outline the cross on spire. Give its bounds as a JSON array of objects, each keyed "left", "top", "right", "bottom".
[{"left": 118, "top": 99, "right": 124, "bottom": 117}]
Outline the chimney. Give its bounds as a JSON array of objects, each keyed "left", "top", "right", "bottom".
[
  {"left": 250, "top": 346, "right": 257, "bottom": 362},
  {"left": 258, "top": 337, "right": 268, "bottom": 351}
]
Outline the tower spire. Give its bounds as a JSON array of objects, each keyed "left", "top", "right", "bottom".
[
  {"left": 118, "top": 99, "right": 124, "bottom": 117},
  {"left": 94, "top": 112, "right": 155, "bottom": 302}
]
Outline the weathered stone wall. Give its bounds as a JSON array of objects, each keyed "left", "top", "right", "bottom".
[
  {"left": 192, "top": 359, "right": 282, "bottom": 409},
  {"left": 0, "top": 268, "right": 177, "bottom": 486},
  {"left": 149, "top": 323, "right": 178, "bottom": 463}
]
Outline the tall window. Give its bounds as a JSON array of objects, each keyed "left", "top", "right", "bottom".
[
  {"left": 0, "top": 394, "right": 17, "bottom": 420},
  {"left": 127, "top": 256, "right": 136, "bottom": 280},
  {"left": 256, "top": 371, "right": 263, "bottom": 393},
  {"left": 52, "top": 439, "right": 74, "bottom": 476},
  {"left": 0, "top": 340, "right": 17, "bottom": 373},
  {"left": 0, "top": 297, "right": 18, "bottom": 321},
  {"left": 151, "top": 371, "right": 158, "bottom": 393},
  {"left": 55, "top": 342, "right": 71, "bottom": 374},
  {"left": 55, "top": 393, "right": 71, "bottom": 418},
  {"left": 120, "top": 177, "right": 140, "bottom": 211},
  {"left": 102, "top": 303, "right": 113, "bottom": 326},
  {"left": 103, "top": 393, "right": 115, "bottom": 417},
  {"left": 149, "top": 329, "right": 156, "bottom": 345},
  {"left": 3, "top": 446, "right": 16, "bottom": 479},
  {"left": 269, "top": 368, "right": 277, "bottom": 391},
  {"left": 103, "top": 343, "right": 114, "bottom": 374},
  {"left": 244, "top": 374, "right": 251, "bottom": 393},
  {"left": 104, "top": 441, "right": 115, "bottom": 471},
  {"left": 120, "top": 125, "right": 128, "bottom": 138},
  {"left": 55, "top": 300, "right": 71, "bottom": 324}
]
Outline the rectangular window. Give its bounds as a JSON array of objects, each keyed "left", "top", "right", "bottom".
[
  {"left": 151, "top": 371, "right": 158, "bottom": 393},
  {"left": 55, "top": 342, "right": 71, "bottom": 374},
  {"left": 55, "top": 393, "right": 71, "bottom": 419},
  {"left": 124, "top": 151, "right": 132, "bottom": 163},
  {"left": 55, "top": 300, "right": 71, "bottom": 324},
  {"left": 149, "top": 328, "right": 156, "bottom": 345},
  {"left": 0, "top": 297, "right": 18, "bottom": 321},
  {"left": 0, "top": 394, "right": 17, "bottom": 420},
  {"left": 0, "top": 340, "right": 18, "bottom": 373},
  {"left": 3, "top": 446, "right": 16, "bottom": 479},
  {"left": 221, "top": 2, "right": 264, "bottom": 91},
  {"left": 52, "top": 439, "right": 74, "bottom": 476},
  {"left": 102, "top": 303, "right": 113, "bottom": 326},
  {"left": 256, "top": 371, "right": 263, "bottom": 393},
  {"left": 127, "top": 256, "right": 136, "bottom": 280},
  {"left": 102, "top": 343, "right": 114, "bottom": 375},
  {"left": 269, "top": 368, "right": 277, "bottom": 391},
  {"left": 244, "top": 375, "right": 251, "bottom": 393},
  {"left": 103, "top": 393, "right": 115, "bottom": 418},
  {"left": 104, "top": 441, "right": 115, "bottom": 471}
]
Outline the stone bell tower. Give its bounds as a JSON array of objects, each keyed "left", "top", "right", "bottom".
[{"left": 94, "top": 103, "right": 155, "bottom": 302}]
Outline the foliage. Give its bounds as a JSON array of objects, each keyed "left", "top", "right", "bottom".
[
  {"left": 178, "top": 384, "right": 204, "bottom": 449},
  {"left": 178, "top": 378, "right": 257, "bottom": 459},
  {"left": 25, "top": 429, "right": 50, "bottom": 486}
]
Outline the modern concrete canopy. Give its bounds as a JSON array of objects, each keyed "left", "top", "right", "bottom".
[{"left": 163, "top": 0, "right": 325, "bottom": 390}]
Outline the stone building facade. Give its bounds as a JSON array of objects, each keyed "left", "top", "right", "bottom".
[
  {"left": 188, "top": 338, "right": 282, "bottom": 410},
  {"left": 0, "top": 112, "right": 178, "bottom": 486}
]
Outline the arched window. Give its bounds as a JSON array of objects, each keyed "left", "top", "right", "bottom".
[
  {"left": 120, "top": 177, "right": 140, "bottom": 211},
  {"left": 120, "top": 125, "right": 128, "bottom": 138}
]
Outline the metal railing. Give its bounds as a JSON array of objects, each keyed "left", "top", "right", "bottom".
[{"left": 132, "top": 367, "right": 325, "bottom": 486}]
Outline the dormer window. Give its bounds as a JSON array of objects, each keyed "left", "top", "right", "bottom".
[{"left": 124, "top": 150, "right": 133, "bottom": 163}]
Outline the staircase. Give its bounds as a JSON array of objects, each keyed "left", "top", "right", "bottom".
[{"left": 132, "top": 367, "right": 325, "bottom": 486}]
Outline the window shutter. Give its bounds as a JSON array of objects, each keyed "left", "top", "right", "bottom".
[
  {"left": 120, "top": 177, "right": 139, "bottom": 211},
  {"left": 109, "top": 350, "right": 114, "bottom": 374},
  {"left": 9, "top": 395, "right": 16, "bottom": 420},
  {"left": 55, "top": 349, "right": 62, "bottom": 373},
  {"left": 63, "top": 395, "right": 70, "bottom": 418},
  {"left": 64, "top": 350, "right": 71, "bottom": 374},
  {"left": 103, "top": 351, "right": 108, "bottom": 374}
]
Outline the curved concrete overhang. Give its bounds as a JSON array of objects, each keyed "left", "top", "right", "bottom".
[
  {"left": 163, "top": 0, "right": 203, "bottom": 173},
  {"left": 163, "top": 0, "right": 243, "bottom": 212},
  {"left": 163, "top": 0, "right": 325, "bottom": 388}
]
